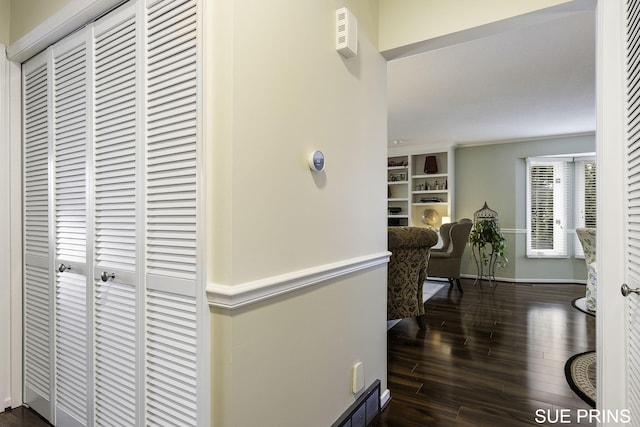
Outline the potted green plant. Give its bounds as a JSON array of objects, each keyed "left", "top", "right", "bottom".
[{"left": 468, "top": 219, "right": 508, "bottom": 282}]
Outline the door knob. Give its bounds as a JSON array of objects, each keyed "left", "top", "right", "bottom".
[
  {"left": 101, "top": 272, "right": 115, "bottom": 282},
  {"left": 621, "top": 283, "right": 640, "bottom": 297},
  {"left": 58, "top": 263, "right": 71, "bottom": 273}
]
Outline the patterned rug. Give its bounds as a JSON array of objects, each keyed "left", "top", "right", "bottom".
[
  {"left": 565, "top": 351, "right": 596, "bottom": 408},
  {"left": 422, "top": 281, "right": 446, "bottom": 301},
  {"left": 571, "top": 297, "right": 595, "bottom": 317}
]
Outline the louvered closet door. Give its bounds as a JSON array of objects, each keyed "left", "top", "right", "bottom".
[
  {"left": 23, "top": 51, "right": 54, "bottom": 424},
  {"left": 92, "top": 3, "right": 140, "bottom": 426},
  {"left": 52, "top": 29, "right": 91, "bottom": 427},
  {"left": 22, "top": 0, "right": 204, "bottom": 425},
  {"left": 145, "top": 0, "right": 200, "bottom": 425},
  {"left": 627, "top": 0, "right": 640, "bottom": 419}
]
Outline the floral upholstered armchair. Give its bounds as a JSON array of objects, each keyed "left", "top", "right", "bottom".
[
  {"left": 576, "top": 228, "right": 596, "bottom": 312},
  {"left": 387, "top": 226, "right": 439, "bottom": 329}
]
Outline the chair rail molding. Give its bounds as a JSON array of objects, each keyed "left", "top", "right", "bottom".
[{"left": 207, "top": 252, "right": 391, "bottom": 310}]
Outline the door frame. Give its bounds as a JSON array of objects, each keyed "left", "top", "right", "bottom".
[
  {"left": 596, "top": 0, "right": 628, "bottom": 416},
  {"left": 1, "top": 43, "right": 24, "bottom": 410}
]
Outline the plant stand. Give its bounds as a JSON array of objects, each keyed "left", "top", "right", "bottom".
[
  {"left": 471, "top": 244, "right": 499, "bottom": 287},
  {"left": 469, "top": 202, "right": 506, "bottom": 288}
]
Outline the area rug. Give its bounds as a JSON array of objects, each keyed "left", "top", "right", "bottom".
[
  {"left": 386, "top": 281, "right": 445, "bottom": 330},
  {"left": 571, "top": 297, "right": 595, "bottom": 317},
  {"left": 565, "top": 351, "right": 596, "bottom": 408},
  {"left": 422, "top": 281, "right": 446, "bottom": 301}
]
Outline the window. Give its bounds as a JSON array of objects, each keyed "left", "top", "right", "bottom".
[
  {"left": 526, "top": 158, "right": 569, "bottom": 257},
  {"left": 526, "top": 155, "right": 596, "bottom": 258},
  {"left": 574, "top": 159, "right": 596, "bottom": 257}
]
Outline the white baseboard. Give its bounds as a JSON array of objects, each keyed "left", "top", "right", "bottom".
[
  {"left": 380, "top": 388, "right": 391, "bottom": 409},
  {"left": 460, "top": 273, "right": 586, "bottom": 285}
]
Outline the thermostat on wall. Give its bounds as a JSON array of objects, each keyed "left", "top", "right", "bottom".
[{"left": 308, "top": 150, "right": 325, "bottom": 172}]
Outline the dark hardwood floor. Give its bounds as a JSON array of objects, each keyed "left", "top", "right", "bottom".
[
  {"left": 374, "top": 279, "right": 596, "bottom": 427},
  {"left": 0, "top": 406, "right": 50, "bottom": 427}
]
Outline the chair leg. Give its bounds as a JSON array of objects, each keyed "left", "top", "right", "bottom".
[
  {"left": 456, "top": 278, "right": 464, "bottom": 293},
  {"left": 447, "top": 278, "right": 454, "bottom": 289},
  {"left": 416, "top": 314, "right": 426, "bottom": 329}
]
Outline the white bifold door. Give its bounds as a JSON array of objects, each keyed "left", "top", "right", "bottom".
[{"left": 22, "top": 0, "right": 205, "bottom": 426}]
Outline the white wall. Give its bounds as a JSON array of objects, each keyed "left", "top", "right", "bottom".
[{"left": 205, "top": 0, "right": 388, "bottom": 425}]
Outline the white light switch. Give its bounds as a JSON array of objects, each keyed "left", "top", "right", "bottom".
[{"left": 351, "top": 362, "right": 364, "bottom": 394}]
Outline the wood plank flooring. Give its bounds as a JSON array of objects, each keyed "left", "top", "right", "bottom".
[
  {"left": 373, "top": 279, "right": 596, "bottom": 427},
  {"left": 0, "top": 406, "right": 51, "bottom": 426}
]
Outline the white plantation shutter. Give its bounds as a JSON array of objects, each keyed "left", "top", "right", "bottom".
[
  {"left": 54, "top": 43, "right": 88, "bottom": 264},
  {"left": 146, "top": 0, "right": 198, "bottom": 283},
  {"left": 94, "top": 10, "right": 138, "bottom": 273},
  {"left": 146, "top": 289, "right": 198, "bottom": 425},
  {"left": 24, "top": 60, "right": 51, "bottom": 260},
  {"left": 23, "top": 265, "right": 52, "bottom": 416},
  {"left": 93, "top": 4, "right": 139, "bottom": 426},
  {"left": 53, "top": 271, "right": 88, "bottom": 425},
  {"left": 526, "top": 158, "right": 569, "bottom": 257},
  {"left": 145, "top": 1, "right": 200, "bottom": 425},
  {"left": 94, "top": 281, "right": 137, "bottom": 426},
  {"left": 22, "top": 53, "right": 53, "bottom": 422},
  {"left": 52, "top": 31, "right": 90, "bottom": 427}
]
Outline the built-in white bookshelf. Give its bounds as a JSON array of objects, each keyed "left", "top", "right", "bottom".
[
  {"left": 387, "top": 156, "right": 410, "bottom": 226},
  {"left": 387, "top": 148, "right": 453, "bottom": 227}
]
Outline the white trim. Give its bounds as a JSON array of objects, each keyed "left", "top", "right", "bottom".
[
  {"left": 7, "top": 0, "right": 124, "bottom": 63},
  {"left": 207, "top": 252, "right": 391, "bottom": 310},
  {"left": 195, "top": 0, "right": 211, "bottom": 423},
  {"left": 380, "top": 389, "right": 391, "bottom": 409},
  {"left": 0, "top": 43, "right": 25, "bottom": 410},
  {"left": 596, "top": 0, "right": 628, "bottom": 416},
  {"left": 460, "top": 274, "right": 586, "bottom": 285},
  {"left": 0, "top": 42, "right": 10, "bottom": 410},
  {"left": 8, "top": 51, "right": 23, "bottom": 409},
  {"left": 453, "top": 131, "right": 596, "bottom": 149}
]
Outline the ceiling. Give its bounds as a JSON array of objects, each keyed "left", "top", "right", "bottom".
[{"left": 386, "top": 8, "right": 595, "bottom": 148}]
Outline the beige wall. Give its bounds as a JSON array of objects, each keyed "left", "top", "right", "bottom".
[
  {"left": 206, "top": 0, "right": 388, "bottom": 425},
  {"left": 0, "top": 0, "right": 9, "bottom": 46},
  {"left": 8, "top": 0, "right": 73, "bottom": 44},
  {"left": 208, "top": 0, "right": 385, "bottom": 286},
  {"left": 211, "top": 268, "right": 387, "bottom": 426},
  {"left": 378, "top": 0, "right": 576, "bottom": 53}
]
